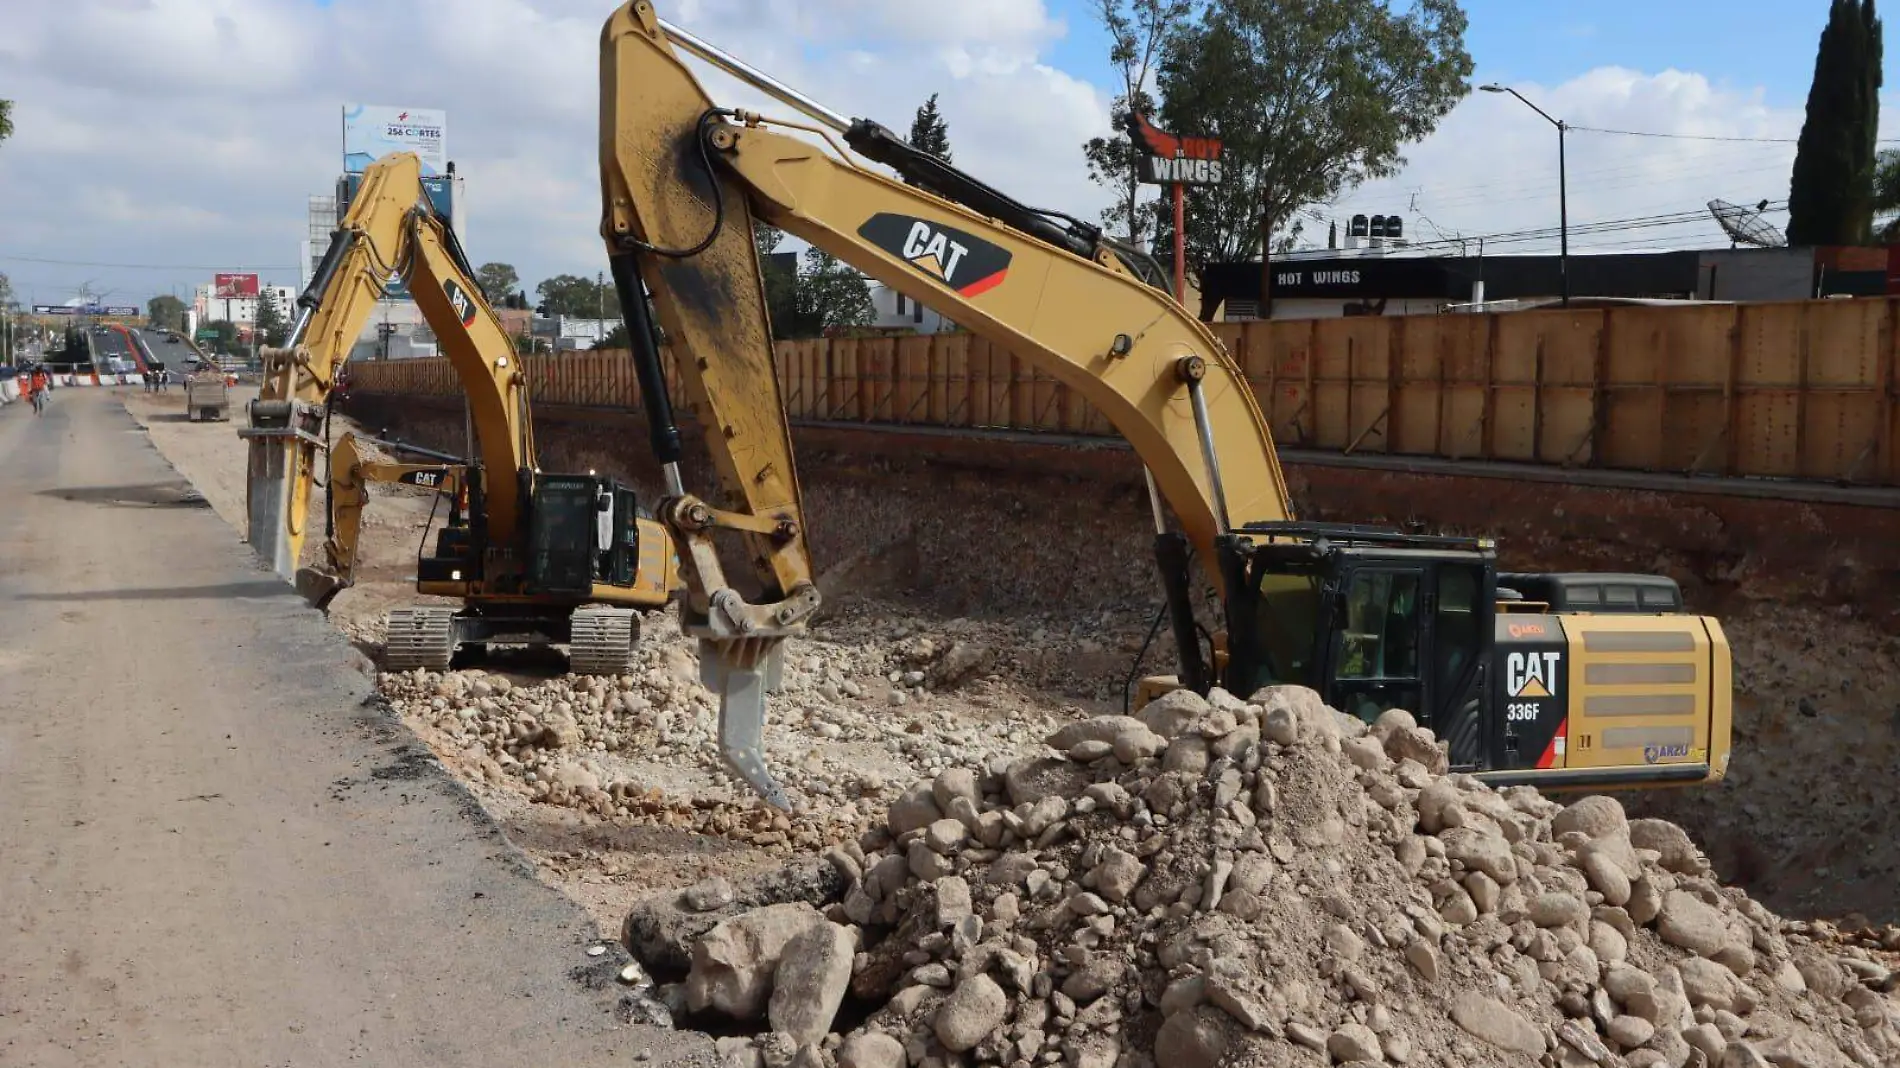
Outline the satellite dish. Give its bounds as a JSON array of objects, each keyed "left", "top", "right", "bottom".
[{"left": 1707, "top": 199, "right": 1788, "bottom": 248}]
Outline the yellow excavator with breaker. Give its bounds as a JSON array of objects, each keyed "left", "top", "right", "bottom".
[
  {"left": 242, "top": 152, "right": 677, "bottom": 674},
  {"left": 587, "top": 2, "right": 1733, "bottom": 810}
]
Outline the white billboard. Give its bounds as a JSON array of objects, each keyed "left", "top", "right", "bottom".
[{"left": 342, "top": 104, "right": 447, "bottom": 176}]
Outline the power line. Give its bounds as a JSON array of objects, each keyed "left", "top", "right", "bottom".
[
  {"left": 1391, "top": 201, "right": 1789, "bottom": 254},
  {"left": 0, "top": 253, "right": 298, "bottom": 272},
  {"left": 1570, "top": 124, "right": 1900, "bottom": 145},
  {"left": 1405, "top": 155, "right": 1797, "bottom": 213}
]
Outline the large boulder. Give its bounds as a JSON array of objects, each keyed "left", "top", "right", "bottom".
[
  {"left": 934, "top": 974, "right": 1009, "bottom": 1052},
  {"left": 623, "top": 860, "right": 847, "bottom": 971},
  {"left": 768, "top": 922, "right": 857, "bottom": 1043},
  {"left": 1137, "top": 689, "right": 1210, "bottom": 740},
  {"left": 1551, "top": 795, "right": 1628, "bottom": 841},
  {"left": 1656, "top": 890, "right": 1728, "bottom": 958},
  {"left": 686, "top": 904, "right": 827, "bottom": 1020}
]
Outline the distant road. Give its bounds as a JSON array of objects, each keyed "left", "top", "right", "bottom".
[{"left": 0, "top": 389, "right": 673, "bottom": 1066}]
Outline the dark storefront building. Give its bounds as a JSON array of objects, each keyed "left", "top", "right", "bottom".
[{"left": 1200, "top": 246, "right": 1880, "bottom": 320}]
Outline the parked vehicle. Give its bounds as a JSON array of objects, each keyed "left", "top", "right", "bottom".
[{"left": 186, "top": 373, "right": 231, "bottom": 422}]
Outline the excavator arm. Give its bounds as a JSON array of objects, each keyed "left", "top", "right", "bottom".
[
  {"left": 243, "top": 152, "right": 532, "bottom": 589},
  {"left": 599, "top": 3, "right": 1291, "bottom": 806},
  {"left": 300, "top": 431, "right": 466, "bottom": 607},
  {"left": 599, "top": 5, "right": 1290, "bottom": 571}
]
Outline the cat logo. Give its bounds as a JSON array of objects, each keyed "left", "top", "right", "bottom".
[
  {"left": 443, "top": 279, "right": 478, "bottom": 327},
  {"left": 902, "top": 222, "right": 969, "bottom": 282},
  {"left": 1506, "top": 650, "right": 1563, "bottom": 699},
  {"left": 857, "top": 213, "right": 1012, "bottom": 297}
]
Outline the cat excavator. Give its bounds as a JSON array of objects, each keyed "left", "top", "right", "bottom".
[
  {"left": 591, "top": 1, "right": 1734, "bottom": 811},
  {"left": 242, "top": 151, "right": 676, "bottom": 674}
]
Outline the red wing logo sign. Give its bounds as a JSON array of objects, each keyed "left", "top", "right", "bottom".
[
  {"left": 857, "top": 214, "right": 1011, "bottom": 298},
  {"left": 1129, "top": 112, "right": 1225, "bottom": 186}
]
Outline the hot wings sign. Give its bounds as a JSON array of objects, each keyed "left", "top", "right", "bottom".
[{"left": 1129, "top": 112, "right": 1224, "bottom": 186}]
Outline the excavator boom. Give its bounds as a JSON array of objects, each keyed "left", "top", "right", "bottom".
[
  {"left": 599, "top": 2, "right": 1291, "bottom": 805},
  {"left": 243, "top": 152, "right": 532, "bottom": 582},
  {"left": 600, "top": 6, "right": 1291, "bottom": 575}
]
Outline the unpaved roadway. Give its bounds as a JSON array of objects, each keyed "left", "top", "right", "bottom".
[{"left": 0, "top": 389, "right": 695, "bottom": 1065}]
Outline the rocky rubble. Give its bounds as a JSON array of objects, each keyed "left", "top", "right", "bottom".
[
  {"left": 374, "top": 609, "right": 1079, "bottom": 851},
  {"left": 621, "top": 685, "right": 1899, "bottom": 1068}
]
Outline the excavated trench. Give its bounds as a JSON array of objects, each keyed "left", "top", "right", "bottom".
[{"left": 341, "top": 393, "right": 1900, "bottom": 924}]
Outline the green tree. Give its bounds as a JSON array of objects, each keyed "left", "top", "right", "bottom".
[
  {"left": 747, "top": 226, "right": 872, "bottom": 339},
  {"left": 1155, "top": 0, "right": 1472, "bottom": 316},
  {"left": 474, "top": 262, "right": 520, "bottom": 305},
  {"left": 1875, "top": 147, "right": 1900, "bottom": 240},
  {"left": 254, "top": 294, "right": 289, "bottom": 348},
  {"left": 1082, "top": 0, "right": 1197, "bottom": 247},
  {"left": 1788, "top": 0, "right": 1884, "bottom": 246},
  {"left": 147, "top": 294, "right": 187, "bottom": 331},
  {"left": 755, "top": 223, "right": 801, "bottom": 338},
  {"left": 535, "top": 273, "right": 618, "bottom": 319},
  {"left": 203, "top": 319, "right": 239, "bottom": 354},
  {"left": 906, "top": 94, "right": 954, "bottom": 186},
  {"left": 791, "top": 247, "right": 873, "bottom": 338},
  {"left": 593, "top": 323, "right": 631, "bottom": 350},
  {"left": 0, "top": 100, "right": 12, "bottom": 148}
]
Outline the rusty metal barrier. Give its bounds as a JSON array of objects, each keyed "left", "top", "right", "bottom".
[{"left": 341, "top": 298, "right": 1900, "bottom": 487}]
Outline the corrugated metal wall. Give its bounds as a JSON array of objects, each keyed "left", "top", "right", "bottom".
[{"left": 344, "top": 299, "right": 1900, "bottom": 486}]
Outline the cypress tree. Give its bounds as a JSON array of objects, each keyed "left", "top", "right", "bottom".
[
  {"left": 908, "top": 95, "right": 953, "bottom": 166},
  {"left": 1788, "top": 0, "right": 1884, "bottom": 245}
]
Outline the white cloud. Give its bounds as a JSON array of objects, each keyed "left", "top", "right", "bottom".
[
  {"left": 0, "top": 0, "right": 1110, "bottom": 308},
  {"left": 1336, "top": 68, "right": 1900, "bottom": 256}
]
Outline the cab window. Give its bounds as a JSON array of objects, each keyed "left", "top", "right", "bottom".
[
  {"left": 1434, "top": 566, "right": 1481, "bottom": 699},
  {"left": 1331, "top": 569, "right": 1423, "bottom": 725},
  {"left": 1337, "top": 570, "right": 1420, "bottom": 680},
  {"left": 1246, "top": 571, "right": 1321, "bottom": 691}
]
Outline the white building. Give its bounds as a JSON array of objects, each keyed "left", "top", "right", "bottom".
[
  {"left": 533, "top": 316, "right": 619, "bottom": 351},
  {"left": 193, "top": 284, "right": 295, "bottom": 329},
  {"left": 868, "top": 284, "right": 955, "bottom": 334},
  {"left": 301, "top": 193, "right": 339, "bottom": 292}
]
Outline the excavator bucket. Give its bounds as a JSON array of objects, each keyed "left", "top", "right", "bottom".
[{"left": 294, "top": 566, "right": 347, "bottom": 612}]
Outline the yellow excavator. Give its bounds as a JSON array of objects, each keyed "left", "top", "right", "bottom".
[
  {"left": 242, "top": 152, "right": 677, "bottom": 673},
  {"left": 589, "top": 2, "right": 1733, "bottom": 810}
]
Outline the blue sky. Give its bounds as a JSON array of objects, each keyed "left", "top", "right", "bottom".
[{"left": 1045, "top": 0, "right": 1837, "bottom": 108}]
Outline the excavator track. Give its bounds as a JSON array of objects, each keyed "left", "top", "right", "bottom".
[
  {"left": 384, "top": 607, "right": 457, "bottom": 671},
  {"left": 568, "top": 607, "right": 640, "bottom": 677}
]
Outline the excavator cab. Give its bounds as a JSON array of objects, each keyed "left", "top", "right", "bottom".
[
  {"left": 523, "top": 475, "right": 645, "bottom": 596},
  {"left": 1197, "top": 522, "right": 1729, "bottom": 789},
  {"left": 1216, "top": 524, "right": 1496, "bottom": 766}
]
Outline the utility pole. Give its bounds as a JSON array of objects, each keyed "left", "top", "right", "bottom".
[
  {"left": 1482, "top": 84, "right": 1570, "bottom": 307},
  {"left": 1257, "top": 193, "right": 1274, "bottom": 320}
]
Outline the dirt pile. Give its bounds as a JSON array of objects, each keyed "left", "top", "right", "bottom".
[
  {"left": 1623, "top": 608, "right": 1900, "bottom": 924},
  {"left": 618, "top": 685, "right": 1898, "bottom": 1068},
  {"left": 372, "top": 609, "right": 1083, "bottom": 851}
]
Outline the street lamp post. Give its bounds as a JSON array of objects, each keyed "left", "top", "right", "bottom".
[{"left": 1482, "top": 83, "right": 1569, "bottom": 308}]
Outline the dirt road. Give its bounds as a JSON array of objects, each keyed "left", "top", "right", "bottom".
[{"left": 0, "top": 390, "right": 695, "bottom": 1065}]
